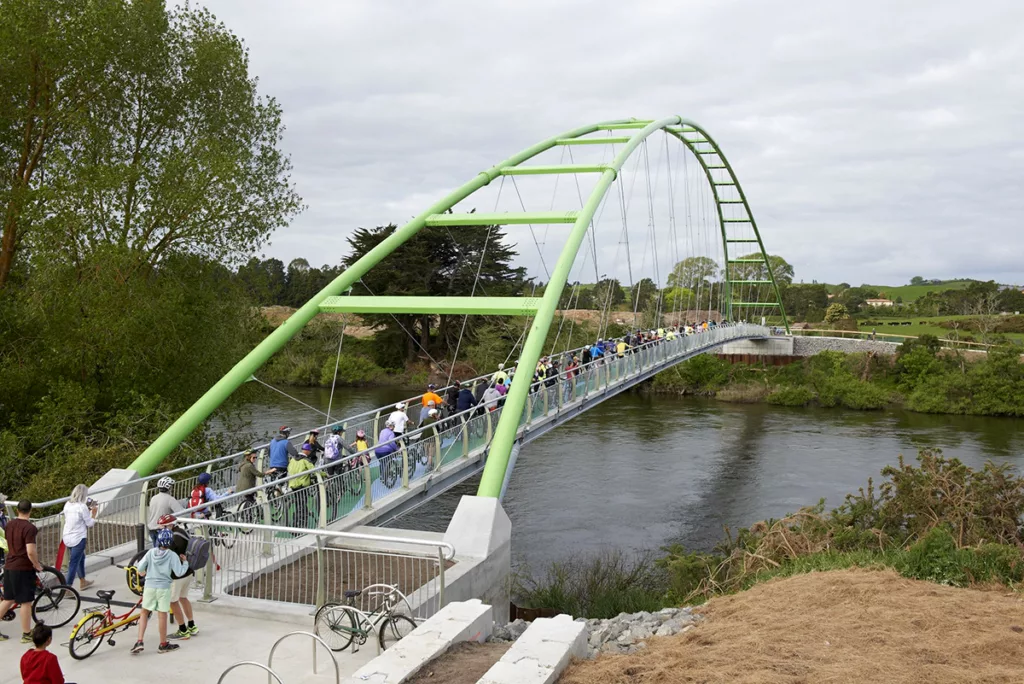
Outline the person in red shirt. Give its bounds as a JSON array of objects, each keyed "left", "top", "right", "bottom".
[{"left": 21, "top": 624, "right": 72, "bottom": 684}]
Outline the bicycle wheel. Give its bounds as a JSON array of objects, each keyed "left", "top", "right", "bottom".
[
  {"left": 378, "top": 614, "right": 417, "bottom": 651},
  {"left": 381, "top": 456, "right": 399, "bottom": 488},
  {"left": 411, "top": 441, "right": 428, "bottom": 466},
  {"left": 345, "top": 469, "right": 364, "bottom": 497},
  {"left": 69, "top": 612, "right": 108, "bottom": 660},
  {"left": 314, "top": 603, "right": 358, "bottom": 652},
  {"left": 217, "top": 528, "right": 236, "bottom": 549},
  {"left": 33, "top": 583, "right": 80, "bottom": 627},
  {"left": 237, "top": 499, "right": 258, "bottom": 533},
  {"left": 37, "top": 566, "right": 66, "bottom": 594},
  {"left": 268, "top": 489, "right": 285, "bottom": 523}
]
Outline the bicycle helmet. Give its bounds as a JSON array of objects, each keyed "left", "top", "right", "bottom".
[
  {"left": 156, "top": 529, "right": 174, "bottom": 548},
  {"left": 198, "top": 472, "right": 212, "bottom": 485},
  {"left": 395, "top": 402, "right": 405, "bottom": 410},
  {"left": 157, "top": 514, "right": 177, "bottom": 527},
  {"left": 157, "top": 476, "right": 174, "bottom": 491},
  {"left": 331, "top": 425, "right": 343, "bottom": 434},
  {"left": 356, "top": 429, "right": 366, "bottom": 438},
  {"left": 385, "top": 420, "right": 395, "bottom": 428},
  {"left": 279, "top": 425, "right": 291, "bottom": 435},
  {"left": 309, "top": 429, "right": 319, "bottom": 436},
  {"left": 243, "top": 447, "right": 256, "bottom": 458}
]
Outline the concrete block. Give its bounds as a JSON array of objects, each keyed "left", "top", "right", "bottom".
[
  {"left": 441, "top": 496, "right": 512, "bottom": 625},
  {"left": 342, "top": 599, "right": 493, "bottom": 684},
  {"left": 478, "top": 614, "right": 588, "bottom": 684},
  {"left": 443, "top": 495, "right": 511, "bottom": 558},
  {"left": 88, "top": 468, "right": 142, "bottom": 516}
]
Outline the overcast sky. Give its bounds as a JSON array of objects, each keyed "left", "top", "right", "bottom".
[{"left": 196, "top": 0, "right": 1023, "bottom": 287}]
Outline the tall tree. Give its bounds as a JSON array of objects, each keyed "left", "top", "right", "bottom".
[
  {"left": 592, "top": 278, "right": 625, "bottom": 310},
  {"left": 667, "top": 256, "right": 719, "bottom": 289},
  {"left": 0, "top": 0, "right": 127, "bottom": 287},
  {"left": 2, "top": 0, "right": 302, "bottom": 285},
  {"left": 629, "top": 278, "right": 658, "bottom": 311}
]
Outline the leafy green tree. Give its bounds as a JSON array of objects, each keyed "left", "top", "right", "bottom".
[
  {"left": 781, "top": 284, "right": 829, "bottom": 321},
  {"left": 824, "top": 303, "right": 850, "bottom": 323},
  {"left": 592, "top": 278, "right": 625, "bottom": 310},
  {"left": 662, "top": 286, "right": 695, "bottom": 312},
  {"left": 910, "top": 276, "right": 925, "bottom": 285},
  {"left": 2, "top": 1, "right": 302, "bottom": 285},
  {"left": 667, "top": 256, "right": 718, "bottom": 289},
  {"left": 729, "top": 254, "right": 794, "bottom": 286},
  {"left": 237, "top": 257, "right": 286, "bottom": 305},
  {"left": 629, "top": 278, "right": 658, "bottom": 311},
  {"left": 997, "top": 288, "right": 1024, "bottom": 313}
]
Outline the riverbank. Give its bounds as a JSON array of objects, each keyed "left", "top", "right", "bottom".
[
  {"left": 648, "top": 337, "right": 1024, "bottom": 417},
  {"left": 560, "top": 568, "right": 1024, "bottom": 684}
]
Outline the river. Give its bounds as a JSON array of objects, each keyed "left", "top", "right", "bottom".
[{"left": 237, "top": 385, "right": 1024, "bottom": 571}]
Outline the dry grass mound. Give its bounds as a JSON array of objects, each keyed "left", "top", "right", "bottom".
[{"left": 561, "top": 568, "right": 1024, "bottom": 684}]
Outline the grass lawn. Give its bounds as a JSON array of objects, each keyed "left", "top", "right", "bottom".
[
  {"left": 854, "top": 314, "right": 1024, "bottom": 343},
  {"left": 822, "top": 280, "right": 974, "bottom": 301}
]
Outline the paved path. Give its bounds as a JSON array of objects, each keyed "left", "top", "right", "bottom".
[{"left": 1, "top": 562, "right": 372, "bottom": 684}]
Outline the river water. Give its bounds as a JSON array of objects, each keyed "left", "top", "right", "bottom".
[{"left": 239, "top": 386, "right": 1024, "bottom": 570}]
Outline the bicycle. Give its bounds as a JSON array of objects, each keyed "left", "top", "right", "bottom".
[
  {"left": 313, "top": 584, "right": 418, "bottom": 654},
  {"left": 68, "top": 589, "right": 142, "bottom": 660},
  {"left": 0, "top": 567, "right": 80, "bottom": 628},
  {"left": 378, "top": 453, "right": 402, "bottom": 489}
]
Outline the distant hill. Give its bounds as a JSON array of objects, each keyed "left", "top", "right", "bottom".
[{"left": 822, "top": 280, "right": 975, "bottom": 302}]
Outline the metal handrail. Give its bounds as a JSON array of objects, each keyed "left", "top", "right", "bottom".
[
  {"left": 173, "top": 516, "right": 456, "bottom": 560},
  {"left": 267, "top": 631, "right": 339, "bottom": 684},
  {"left": 217, "top": 662, "right": 283, "bottom": 684}
]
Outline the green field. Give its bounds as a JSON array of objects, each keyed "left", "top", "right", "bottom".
[
  {"left": 855, "top": 315, "right": 1024, "bottom": 343},
  {"left": 824, "top": 280, "right": 974, "bottom": 301}
]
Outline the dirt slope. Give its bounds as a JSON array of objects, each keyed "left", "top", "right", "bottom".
[{"left": 560, "top": 569, "right": 1024, "bottom": 684}]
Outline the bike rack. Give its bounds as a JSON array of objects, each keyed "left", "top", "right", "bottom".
[
  {"left": 218, "top": 662, "right": 284, "bottom": 684},
  {"left": 267, "top": 630, "right": 340, "bottom": 684}
]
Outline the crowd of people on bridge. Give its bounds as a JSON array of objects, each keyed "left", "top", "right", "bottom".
[{"left": 228, "top": 319, "right": 742, "bottom": 498}]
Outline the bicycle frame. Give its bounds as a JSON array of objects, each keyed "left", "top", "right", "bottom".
[{"left": 86, "top": 599, "right": 142, "bottom": 638}]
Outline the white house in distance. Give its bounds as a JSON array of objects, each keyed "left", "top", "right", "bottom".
[{"left": 865, "top": 298, "right": 895, "bottom": 308}]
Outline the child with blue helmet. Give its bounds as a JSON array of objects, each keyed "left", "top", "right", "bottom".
[{"left": 131, "top": 528, "right": 188, "bottom": 655}]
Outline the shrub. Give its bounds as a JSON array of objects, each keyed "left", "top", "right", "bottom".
[
  {"left": 320, "top": 354, "right": 385, "bottom": 386},
  {"left": 512, "top": 550, "right": 667, "bottom": 619},
  {"left": 766, "top": 385, "right": 815, "bottom": 406}
]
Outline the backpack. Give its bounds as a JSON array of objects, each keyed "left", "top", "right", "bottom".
[
  {"left": 183, "top": 534, "right": 210, "bottom": 572},
  {"left": 188, "top": 484, "right": 208, "bottom": 512}
]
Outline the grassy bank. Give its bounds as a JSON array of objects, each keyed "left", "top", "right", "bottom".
[
  {"left": 649, "top": 336, "right": 1024, "bottom": 417},
  {"left": 513, "top": 450, "right": 1024, "bottom": 620}
]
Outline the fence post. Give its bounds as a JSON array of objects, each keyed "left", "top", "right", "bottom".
[
  {"left": 437, "top": 546, "right": 446, "bottom": 611},
  {"left": 460, "top": 415, "right": 469, "bottom": 457},
  {"left": 372, "top": 410, "right": 380, "bottom": 445},
  {"left": 315, "top": 535, "right": 326, "bottom": 608},
  {"left": 200, "top": 526, "right": 216, "bottom": 603},
  {"left": 485, "top": 408, "right": 493, "bottom": 441},
  {"left": 432, "top": 428, "right": 442, "bottom": 471},
  {"left": 257, "top": 487, "right": 273, "bottom": 556},
  {"left": 401, "top": 443, "right": 410, "bottom": 489},
  {"left": 363, "top": 465, "right": 373, "bottom": 509},
  {"left": 137, "top": 479, "right": 151, "bottom": 528},
  {"left": 315, "top": 471, "right": 328, "bottom": 528}
]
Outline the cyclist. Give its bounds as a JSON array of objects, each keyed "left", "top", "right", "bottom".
[
  {"left": 268, "top": 425, "right": 297, "bottom": 472},
  {"left": 236, "top": 448, "right": 275, "bottom": 502},
  {"left": 187, "top": 472, "right": 224, "bottom": 520},
  {"left": 491, "top": 363, "right": 508, "bottom": 386},
  {"left": 388, "top": 403, "right": 410, "bottom": 443},
  {"left": 302, "top": 430, "right": 324, "bottom": 463},
  {"left": 147, "top": 476, "right": 183, "bottom": 548},
  {"left": 324, "top": 426, "right": 355, "bottom": 468},
  {"left": 420, "top": 384, "right": 444, "bottom": 426}
]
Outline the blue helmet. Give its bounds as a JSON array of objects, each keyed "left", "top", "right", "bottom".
[
  {"left": 157, "top": 529, "right": 174, "bottom": 548},
  {"left": 198, "top": 472, "right": 212, "bottom": 485}
]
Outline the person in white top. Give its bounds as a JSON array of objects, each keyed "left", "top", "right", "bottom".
[
  {"left": 388, "top": 403, "right": 410, "bottom": 441},
  {"left": 61, "top": 484, "right": 98, "bottom": 590}
]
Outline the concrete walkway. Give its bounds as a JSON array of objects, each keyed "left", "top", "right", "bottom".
[{"left": 1, "top": 562, "right": 372, "bottom": 684}]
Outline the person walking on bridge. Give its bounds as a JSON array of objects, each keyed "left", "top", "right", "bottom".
[
  {"left": 269, "top": 426, "right": 297, "bottom": 472},
  {"left": 491, "top": 363, "right": 508, "bottom": 387},
  {"left": 0, "top": 500, "right": 42, "bottom": 644},
  {"left": 147, "top": 477, "right": 183, "bottom": 548},
  {"left": 61, "top": 484, "right": 97, "bottom": 591}
]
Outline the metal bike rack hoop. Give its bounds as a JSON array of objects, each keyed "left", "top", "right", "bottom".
[
  {"left": 267, "top": 630, "right": 340, "bottom": 684},
  {"left": 217, "top": 662, "right": 284, "bottom": 684}
]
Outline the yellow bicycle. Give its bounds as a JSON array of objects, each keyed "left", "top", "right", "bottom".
[{"left": 68, "top": 566, "right": 146, "bottom": 660}]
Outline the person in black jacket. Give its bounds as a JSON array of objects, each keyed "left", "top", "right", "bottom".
[
  {"left": 445, "top": 382, "right": 461, "bottom": 418},
  {"left": 456, "top": 385, "right": 477, "bottom": 413}
]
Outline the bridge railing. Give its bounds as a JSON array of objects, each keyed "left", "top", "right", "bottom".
[
  {"left": 175, "top": 517, "right": 453, "bottom": 619},
  {"left": 789, "top": 327, "right": 1002, "bottom": 350},
  {"left": 8, "top": 323, "right": 766, "bottom": 566}
]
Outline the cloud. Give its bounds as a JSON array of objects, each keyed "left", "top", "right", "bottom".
[{"left": 194, "top": 0, "right": 1024, "bottom": 287}]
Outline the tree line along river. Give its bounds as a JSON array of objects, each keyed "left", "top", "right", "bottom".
[{"left": 239, "top": 385, "right": 1023, "bottom": 570}]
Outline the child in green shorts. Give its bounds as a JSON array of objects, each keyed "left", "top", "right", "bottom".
[{"left": 132, "top": 528, "right": 189, "bottom": 654}]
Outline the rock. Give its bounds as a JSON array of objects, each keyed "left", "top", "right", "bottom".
[{"left": 616, "top": 629, "right": 633, "bottom": 644}]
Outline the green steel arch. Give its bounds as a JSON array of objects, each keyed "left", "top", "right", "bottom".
[{"left": 128, "top": 117, "right": 789, "bottom": 497}]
